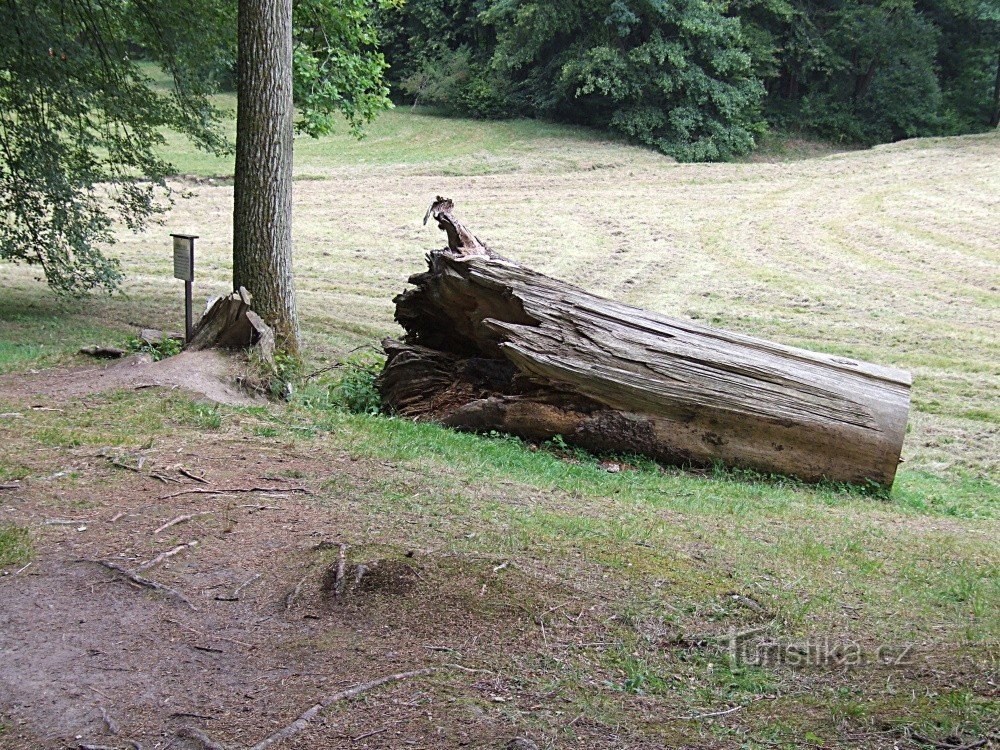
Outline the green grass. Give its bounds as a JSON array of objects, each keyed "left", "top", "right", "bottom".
[
  {"left": 155, "top": 89, "right": 634, "bottom": 178},
  {"left": 0, "top": 100, "right": 996, "bottom": 746},
  {"left": 0, "top": 524, "right": 32, "bottom": 569}
]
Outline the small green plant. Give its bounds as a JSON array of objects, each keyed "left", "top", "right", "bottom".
[
  {"left": 0, "top": 524, "right": 32, "bottom": 568},
  {"left": 329, "top": 354, "right": 383, "bottom": 415},
  {"left": 125, "top": 334, "right": 182, "bottom": 362},
  {"left": 271, "top": 351, "right": 302, "bottom": 399}
]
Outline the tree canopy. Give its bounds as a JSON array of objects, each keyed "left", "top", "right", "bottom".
[
  {"left": 0, "top": 0, "right": 393, "bottom": 294},
  {"left": 380, "top": 0, "right": 1000, "bottom": 159}
]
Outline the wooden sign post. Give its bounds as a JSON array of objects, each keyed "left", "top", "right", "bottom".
[{"left": 171, "top": 234, "right": 198, "bottom": 342}]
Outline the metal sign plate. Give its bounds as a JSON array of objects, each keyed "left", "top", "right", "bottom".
[{"left": 173, "top": 236, "right": 194, "bottom": 281}]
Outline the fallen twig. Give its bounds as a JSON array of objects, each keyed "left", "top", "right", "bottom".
[
  {"left": 150, "top": 472, "right": 182, "bottom": 484},
  {"left": 444, "top": 662, "right": 496, "bottom": 675},
  {"left": 45, "top": 518, "right": 91, "bottom": 526},
  {"left": 154, "top": 512, "right": 211, "bottom": 535},
  {"left": 84, "top": 560, "right": 196, "bottom": 610},
  {"left": 137, "top": 541, "right": 199, "bottom": 572},
  {"left": 159, "top": 486, "right": 310, "bottom": 500},
  {"left": 247, "top": 668, "right": 437, "bottom": 750},
  {"left": 216, "top": 572, "right": 262, "bottom": 601},
  {"left": 672, "top": 704, "right": 744, "bottom": 721},
  {"left": 351, "top": 726, "right": 390, "bottom": 742},
  {"left": 109, "top": 456, "right": 145, "bottom": 473},
  {"left": 13, "top": 561, "right": 32, "bottom": 576},
  {"left": 910, "top": 733, "right": 988, "bottom": 750},
  {"left": 164, "top": 618, "right": 254, "bottom": 649},
  {"left": 0, "top": 483, "right": 20, "bottom": 490},
  {"left": 179, "top": 468, "right": 209, "bottom": 484}
]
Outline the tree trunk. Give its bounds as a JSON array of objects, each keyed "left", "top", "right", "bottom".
[
  {"left": 233, "top": 0, "right": 299, "bottom": 354},
  {"left": 379, "top": 200, "right": 912, "bottom": 488},
  {"left": 990, "top": 49, "right": 1000, "bottom": 129}
]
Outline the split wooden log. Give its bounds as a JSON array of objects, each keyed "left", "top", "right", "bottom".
[
  {"left": 379, "top": 199, "right": 912, "bottom": 488},
  {"left": 186, "top": 286, "right": 275, "bottom": 364}
]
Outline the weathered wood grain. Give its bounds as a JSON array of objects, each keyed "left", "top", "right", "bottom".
[{"left": 380, "top": 202, "right": 911, "bottom": 487}]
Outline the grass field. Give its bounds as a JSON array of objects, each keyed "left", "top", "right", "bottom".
[{"left": 0, "top": 105, "right": 997, "bottom": 749}]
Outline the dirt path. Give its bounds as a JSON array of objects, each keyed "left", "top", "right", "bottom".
[
  {"left": 0, "top": 350, "right": 263, "bottom": 408},
  {"left": 0, "top": 433, "right": 637, "bottom": 750}
]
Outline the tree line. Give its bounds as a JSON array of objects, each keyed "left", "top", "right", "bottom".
[
  {"left": 378, "top": 0, "right": 1000, "bottom": 161},
  {"left": 2, "top": 0, "right": 996, "bottom": 351}
]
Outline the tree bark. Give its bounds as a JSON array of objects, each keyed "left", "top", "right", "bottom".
[
  {"left": 379, "top": 201, "right": 912, "bottom": 488},
  {"left": 233, "top": 0, "right": 299, "bottom": 354},
  {"left": 990, "top": 49, "right": 1000, "bottom": 129}
]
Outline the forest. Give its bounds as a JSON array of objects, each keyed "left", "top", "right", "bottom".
[{"left": 378, "top": 0, "right": 1000, "bottom": 160}]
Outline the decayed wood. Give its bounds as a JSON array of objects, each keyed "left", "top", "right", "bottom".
[
  {"left": 379, "top": 200, "right": 912, "bottom": 487},
  {"left": 186, "top": 286, "right": 275, "bottom": 364}
]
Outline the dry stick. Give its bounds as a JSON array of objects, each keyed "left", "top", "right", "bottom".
[
  {"left": 137, "top": 541, "right": 198, "bottom": 572},
  {"left": 672, "top": 704, "right": 744, "bottom": 721},
  {"left": 0, "top": 483, "right": 19, "bottom": 490},
  {"left": 150, "top": 472, "right": 181, "bottom": 484},
  {"left": 45, "top": 518, "right": 91, "bottom": 526},
  {"left": 216, "top": 572, "right": 262, "bottom": 602},
  {"left": 154, "top": 512, "right": 211, "bottom": 535},
  {"left": 911, "top": 734, "right": 988, "bottom": 750},
  {"left": 351, "top": 726, "right": 390, "bottom": 743},
  {"left": 109, "top": 458, "right": 143, "bottom": 473},
  {"left": 159, "top": 486, "right": 310, "bottom": 501},
  {"left": 179, "top": 468, "right": 209, "bottom": 484},
  {"left": 164, "top": 618, "right": 254, "bottom": 649},
  {"left": 233, "top": 572, "right": 262, "bottom": 598},
  {"left": 247, "top": 668, "right": 438, "bottom": 750},
  {"left": 87, "top": 560, "right": 196, "bottom": 610}
]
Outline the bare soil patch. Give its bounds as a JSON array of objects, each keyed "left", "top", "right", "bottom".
[
  {"left": 0, "top": 432, "right": 636, "bottom": 750},
  {"left": 2, "top": 350, "right": 263, "bottom": 408}
]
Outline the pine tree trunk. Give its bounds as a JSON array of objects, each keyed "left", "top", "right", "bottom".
[{"left": 233, "top": 0, "right": 299, "bottom": 354}]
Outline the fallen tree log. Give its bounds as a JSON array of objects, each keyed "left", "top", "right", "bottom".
[{"left": 379, "top": 198, "right": 911, "bottom": 488}]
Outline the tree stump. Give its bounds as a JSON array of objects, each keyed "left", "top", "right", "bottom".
[
  {"left": 379, "top": 199, "right": 912, "bottom": 488},
  {"left": 186, "top": 286, "right": 275, "bottom": 364}
]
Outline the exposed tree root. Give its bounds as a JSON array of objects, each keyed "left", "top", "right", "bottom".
[
  {"left": 177, "top": 725, "right": 228, "bottom": 750},
  {"left": 247, "top": 668, "right": 438, "bottom": 750},
  {"left": 137, "top": 541, "right": 199, "bottom": 572},
  {"left": 158, "top": 487, "right": 310, "bottom": 501},
  {"left": 154, "top": 512, "right": 212, "bottom": 535},
  {"left": 84, "top": 560, "right": 196, "bottom": 610}
]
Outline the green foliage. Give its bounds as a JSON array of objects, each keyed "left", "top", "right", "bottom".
[
  {"left": 0, "top": 0, "right": 233, "bottom": 295},
  {"left": 125, "top": 335, "right": 182, "bottom": 362},
  {"left": 293, "top": 0, "right": 399, "bottom": 138},
  {"left": 1, "top": 0, "right": 395, "bottom": 295},
  {"left": 328, "top": 355, "right": 383, "bottom": 415},
  {"left": 382, "top": 0, "right": 766, "bottom": 160},
  {"left": 381, "top": 0, "right": 1000, "bottom": 153}
]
